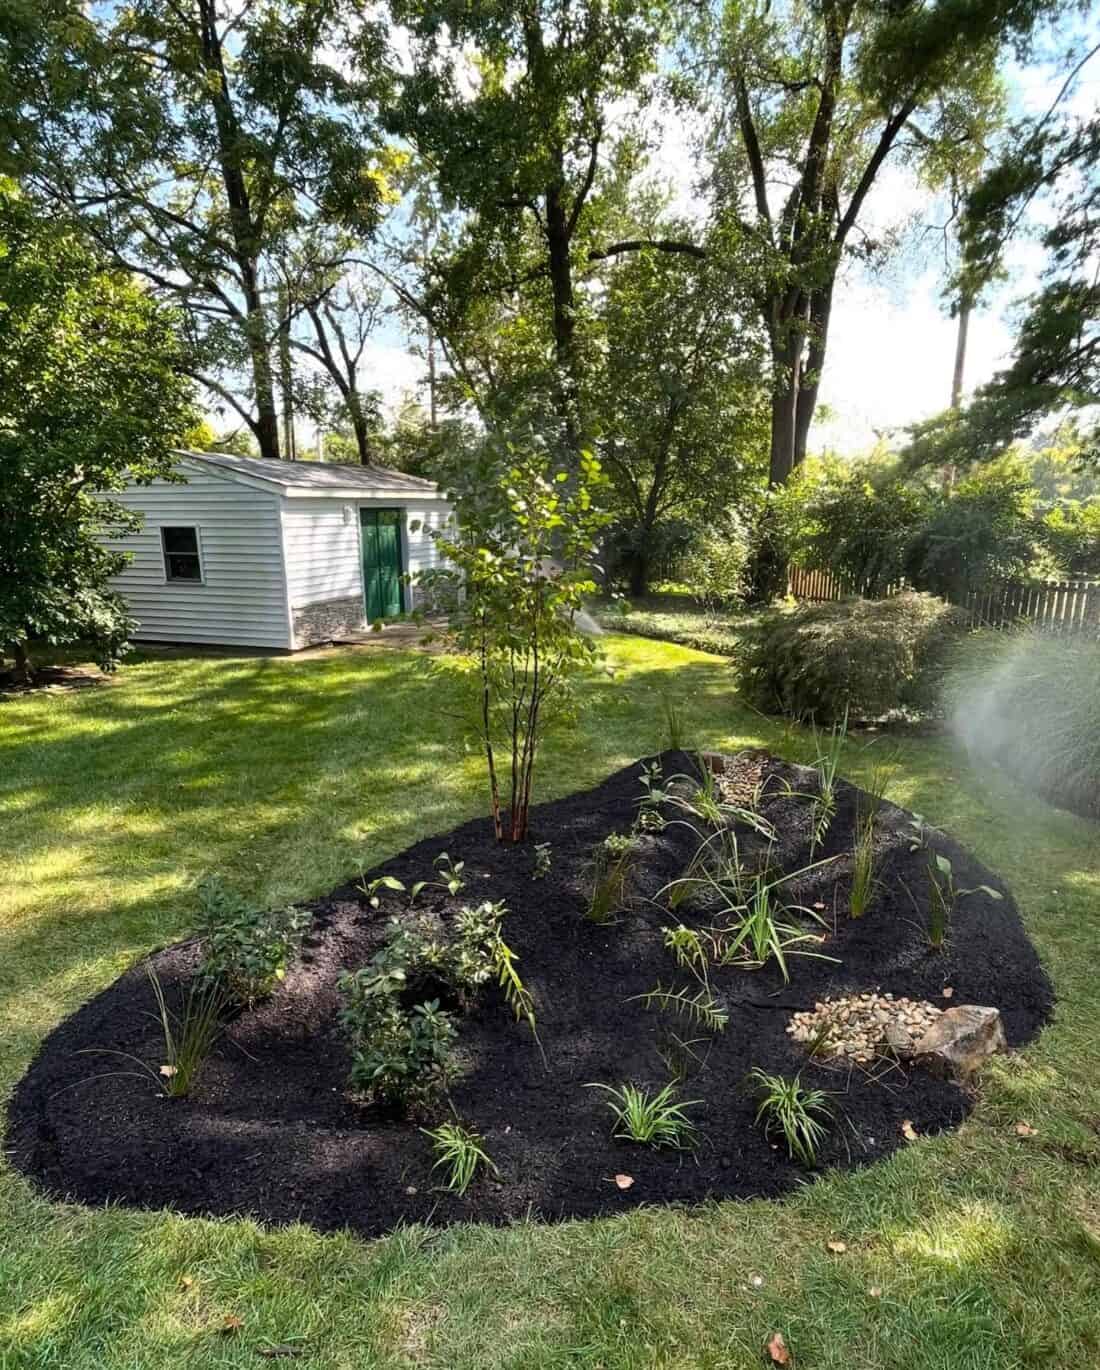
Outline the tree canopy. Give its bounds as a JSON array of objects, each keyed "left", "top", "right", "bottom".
[{"left": 0, "top": 184, "right": 195, "bottom": 675}]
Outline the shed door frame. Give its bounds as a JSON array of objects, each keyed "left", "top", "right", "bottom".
[{"left": 359, "top": 506, "right": 406, "bottom": 620}]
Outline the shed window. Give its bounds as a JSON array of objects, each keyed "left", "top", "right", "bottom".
[{"left": 161, "top": 526, "right": 203, "bottom": 582}]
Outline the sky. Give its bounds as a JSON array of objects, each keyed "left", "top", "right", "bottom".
[{"left": 306, "top": 21, "right": 1100, "bottom": 459}]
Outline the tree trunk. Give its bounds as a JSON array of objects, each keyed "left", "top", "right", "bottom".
[
  {"left": 198, "top": 0, "right": 280, "bottom": 462},
  {"left": 11, "top": 639, "right": 32, "bottom": 685},
  {"left": 793, "top": 283, "right": 834, "bottom": 468},
  {"left": 349, "top": 393, "right": 372, "bottom": 465},
  {"left": 544, "top": 177, "right": 582, "bottom": 455},
  {"left": 277, "top": 279, "right": 296, "bottom": 461},
  {"left": 944, "top": 296, "right": 971, "bottom": 493}
]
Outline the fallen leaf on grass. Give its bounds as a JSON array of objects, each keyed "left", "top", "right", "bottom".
[
  {"left": 613, "top": 1173, "right": 634, "bottom": 1190},
  {"left": 901, "top": 1120, "right": 919, "bottom": 1142},
  {"left": 868, "top": 1286, "right": 882, "bottom": 1298},
  {"left": 220, "top": 1315, "right": 244, "bottom": 1336},
  {"left": 750, "top": 1273, "right": 764, "bottom": 1288},
  {"left": 766, "top": 1330, "right": 791, "bottom": 1364},
  {"left": 1014, "top": 1121, "right": 1038, "bottom": 1137},
  {"left": 179, "top": 1275, "right": 194, "bottom": 1290},
  {"left": 826, "top": 1240, "right": 847, "bottom": 1254}
]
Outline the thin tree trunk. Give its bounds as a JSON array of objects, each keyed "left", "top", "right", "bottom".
[
  {"left": 944, "top": 297, "right": 971, "bottom": 493},
  {"left": 544, "top": 176, "right": 582, "bottom": 456},
  {"left": 278, "top": 279, "right": 296, "bottom": 461},
  {"left": 11, "top": 640, "right": 32, "bottom": 685}
]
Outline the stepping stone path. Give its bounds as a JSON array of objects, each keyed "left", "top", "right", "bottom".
[{"left": 786, "top": 992, "right": 944, "bottom": 1065}]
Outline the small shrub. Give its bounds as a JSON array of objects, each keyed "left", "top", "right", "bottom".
[
  {"left": 588, "top": 1082, "right": 701, "bottom": 1150},
  {"left": 741, "top": 592, "right": 965, "bottom": 723},
  {"left": 422, "top": 1121, "right": 498, "bottom": 1194},
  {"left": 749, "top": 1068, "right": 831, "bottom": 1167},
  {"left": 197, "top": 876, "right": 311, "bottom": 1006}
]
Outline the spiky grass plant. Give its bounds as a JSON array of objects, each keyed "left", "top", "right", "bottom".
[
  {"left": 422, "top": 1121, "right": 498, "bottom": 1195},
  {"left": 749, "top": 1068, "right": 832, "bottom": 1167},
  {"left": 848, "top": 754, "right": 895, "bottom": 918},
  {"left": 808, "top": 712, "right": 847, "bottom": 856},
  {"left": 80, "top": 965, "right": 227, "bottom": 1099},
  {"left": 588, "top": 1082, "right": 701, "bottom": 1150},
  {"left": 717, "top": 874, "right": 835, "bottom": 983},
  {"left": 661, "top": 692, "right": 688, "bottom": 750}
]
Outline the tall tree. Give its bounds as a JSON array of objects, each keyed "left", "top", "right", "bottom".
[
  {"left": 0, "top": 185, "right": 195, "bottom": 679},
  {"left": 387, "top": 0, "right": 672, "bottom": 452},
  {"left": 907, "top": 91, "right": 1100, "bottom": 470},
  {"left": 4, "top": 0, "right": 392, "bottom": 460},
  {"left": 593, "top": 239, "right": 769, "bottom": 593},
  {"left": 701, "top": 0, "right": 1053, "bottom": 590}
]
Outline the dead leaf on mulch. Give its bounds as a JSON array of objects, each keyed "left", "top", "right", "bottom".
[
  {"left": 159, "top": 1064, "right": 178, "bottom": 1078},
  {"left": 942, "top": 987, "right": 954, "bottom": 999},
  {"left": 766, "top": 1330, "right": 791, "bottom": 1364},
  {"left": 1014, "top": 1121, "right": 1038, "bottom": 1137},
  {"left": 221, "top": 1314, "right": 244, "bottom": 1336},
  {"left": 826, "top": 1240, "right": 847, "bottom": 1254},
  {"left": 901, "top": 1119, "right": 919, "bottom": 1142},
  {"left": 613, "top": 1173, "right": 634, "bottom": 1190}
]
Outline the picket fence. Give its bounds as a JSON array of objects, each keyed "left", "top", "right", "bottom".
[{"left": 787, "top": 565, "right": 1100, "bottom": 637}]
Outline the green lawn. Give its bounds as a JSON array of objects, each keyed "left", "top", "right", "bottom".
[{"left": 2, "top": 634, "right": 1099, "bottom": 1368}]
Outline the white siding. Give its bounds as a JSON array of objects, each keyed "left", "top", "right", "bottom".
[
  {"left": 280, "top": 494, "right": 454, "bottom": 615},
  {"left": 280, "top": 498, "right": 362, "bottom": 609},
  {"left": 99, "top": 463, "right": 292, "bottom": 649}
]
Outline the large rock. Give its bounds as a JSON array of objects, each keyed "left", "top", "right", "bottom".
[{"left": 912, "top": 1005, "right": 1007, "bottom": 1080}]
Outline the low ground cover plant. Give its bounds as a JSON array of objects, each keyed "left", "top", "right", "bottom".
[
  {"left": 338, "top": 899, "right": 535, "bottom": 1110},
  {"left": 197, "top": 876, "right": 311, "bottom": 1006},
  {"left": 741, "top": 592, "right": 965, "bottom": 723}
]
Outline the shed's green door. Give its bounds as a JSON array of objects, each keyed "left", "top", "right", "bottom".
[{"left": 360, "top": 508, "right": 403, "bottom": 621}]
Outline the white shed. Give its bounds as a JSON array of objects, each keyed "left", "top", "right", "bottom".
[{"left": 100, "top": 451, "right": 453, "bottom": 651}]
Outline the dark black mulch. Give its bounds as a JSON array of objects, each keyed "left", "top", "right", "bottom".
[{"left": 6, "top": 752, "right": 1054, "bottom": 1237}]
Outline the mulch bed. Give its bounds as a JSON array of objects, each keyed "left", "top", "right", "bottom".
[{"left": 6, "top": 751, "right": 1054, "bottom": 1238}]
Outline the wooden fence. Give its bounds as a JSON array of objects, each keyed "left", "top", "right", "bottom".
[{"left": 787, "top": 565, "right": 1100, "bottom": 638}]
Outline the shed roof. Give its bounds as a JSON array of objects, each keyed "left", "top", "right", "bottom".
[{"left": 176, "top": 450, "right": 442, "bottom": 499}]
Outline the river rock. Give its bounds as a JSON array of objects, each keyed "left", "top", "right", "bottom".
[{"left": 912, "top": 1005, "right": 1006, "bottom": 1080}]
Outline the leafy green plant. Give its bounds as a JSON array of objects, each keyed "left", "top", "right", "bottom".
[
  {"left": 414, "top": 434, "right": 609, "bottom": 843},
  {"left": 421, "top": 1121, "right": 498, "bottom": 1195},
  {"left": 81, "top": 965, "right": 227, "bottom": 1099},
  {"left": 343, "top": 994, "right": 457, "bottom": 1112},
  {"left": 196, "top": 875, "right": 311, "bottom": 1006},
  {"left": 358, "top": 872, "right": 409, "bottom": 908},
  {"left": 587, "top": 832, "right": 636, "bottom": 922},
  {"left": 749, "top": 1068, "right": 832, "bottom": 1167},
  {"left": 635, "top": 760, "right": 668, "bottom": 832},
  {"left": 588, "top": 1082, "right": 701, "bottom": 1150},
  {"left": 924, "top": 851, "right": 1004, "bottom": 950},
  {"left": 532, "top": 842, "right": 553, "bottom": 880},
  {"left": 429, "top": 851, "right": 467, "bottom": 898}
]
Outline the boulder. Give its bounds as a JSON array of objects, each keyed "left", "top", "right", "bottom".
[{"left": 912, "top": 1005, "right": 1006, "bottom": 1080}]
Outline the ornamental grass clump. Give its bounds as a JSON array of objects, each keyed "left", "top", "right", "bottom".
[
  {"left": 749, "top": 1068, "right": 832, "bottom": 1167},
  {"left": 944, "top": 629, "right": 1100, "bottom": 820},
  {"left": 588, "top": 1082, "right": 701, "bottom": 1150}
]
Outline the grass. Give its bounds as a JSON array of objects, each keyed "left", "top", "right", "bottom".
[{"left": 1, "top": 633, "right": 1100, "bottom": 1367}]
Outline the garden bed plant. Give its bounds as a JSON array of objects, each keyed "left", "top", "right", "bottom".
[{"left": 7, "top": 749, "right": 1052, "bottom": 1238}]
